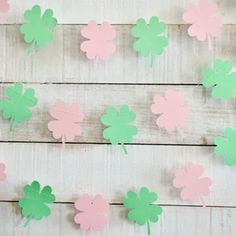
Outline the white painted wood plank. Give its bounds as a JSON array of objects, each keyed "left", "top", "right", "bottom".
[
  {"left": 0, "top": 203, "right": 235, "bottom": 236},
  {"left": 0, "top": 25, "right": 235, "bottom": 84},
  {"left": 0, "top": 143, "right": 235, "bottom": 206},
  {"left": 3, "top": 0, "right": 236, "bottom": 24},
  {"left": 0, "top": 84, "right": 235, "bottom": 145}
]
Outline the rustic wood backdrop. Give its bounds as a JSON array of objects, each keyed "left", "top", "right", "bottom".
[{"left": 0, "top": 0, "right": 235, "bottom": 235}]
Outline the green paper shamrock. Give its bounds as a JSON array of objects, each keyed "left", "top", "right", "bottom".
[
  {"left": 100, "top": 105, "right": 138, "bottom": 155},
  {"left": 123, "top": 187, "right": 162, "bottom": 235},
  {"left": 214, "top": 128, "right": 236, "bottom": 166},
  {"left": 20, "top": 5, "right": 58, "bottom": 53},
  {"left": 19, "top": 180, "right": 55, "bottom": 226},
  {"left": 202, "top": 59, "right": 236, "bottom": 100},
  {"left": 131, "top": 16, "right": 169, "bottom": 66},
  {"left": 0, "top": 83, "right": 38, "bottom": 131}
]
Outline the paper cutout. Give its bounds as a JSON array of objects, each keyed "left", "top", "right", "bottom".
[
  {"left": 48, "top": 101, "right": 85, "bottom": 144},
  {"left": 100, "top": 105, "right": 138, "bottom": 155},
  {"left": 74, "top": 194, "right": 109, "bottom": 233},
  {"left": 80, "top": 21, "right": 116, "bottom": 65},
  {"left": 183, "top": 0, "right": 222, "bottom": 51},
  {"left": 20, "top": 5, "right": 58, "bottom": 53},
  {"left": 173, "top": 162, "right": 212, "bottom": 206},
  {"left": 123, "top": 187, "right": 162, "bottom": 235},
  {"left": 214, "top": 128, "right": 236, "bottom": 166},
  {"left": 19, "top": 180, "right": 55, "bottom": 226},
  {"left": 202, "top": 59, "right": 236, "bottom": 100},
  {"left": 0, "top": 0, "right": 9, "bottom": 13},
  {"left": 151, "top": 89, "right": 190, "bottom": 136},
  {"left": 0, "top": 163, "right": 6, "bottom": 181},
  {"left": 0, "top": 83, "right": 38, "bottom": 131},
  {"left": 131, "top": 16, "right": 168, "bottom": 65}
]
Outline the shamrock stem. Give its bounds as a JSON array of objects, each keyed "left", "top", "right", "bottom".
[
  {"left": 62, "top": 135, "right": 65, "bottom": 146},
  {"left": 23, "top": 216, "right": 32, "bottom": 227},
  {"left": 177, "top": 127, "right": 186, "bottom": 139},
  {"left": 150, "top": 55, "right": 155, "bottom": 67},
  {"left": 9, "top": 117, "right": 15, "bottom": 132},
  {"left": 121, "top": 143, "right": 128, "bottom": 155},
  {"left": 147, "top": 220, "right": 151, "bottom": 235},
  {"left": 200, "top": 197, "right": 206, "bottom": 208},
  {"left": 86, "top": 229, "right": 91, "bottom": 236},
  {"left": 28, "top": 40, "right": 36, "bottom": 54},
  {"left": 207, "top": 35, "right": 212, "bottom": 51},
  {"left": 94, "top": 56, "right": 99, "bottom": 70}
]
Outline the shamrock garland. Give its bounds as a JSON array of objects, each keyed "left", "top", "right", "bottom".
[
  {"left": 100, "top": 105, "right": 138, "bottom": 155},
  {"left": 0, "top": 83, "right": 38, "bottom": 131},
  {"left": 123, "top": 187, "right": 162, "bottom": 235},
  {"left": 20, "top": 5, "right": 58, "bottom": 53},
  {"left": 131, "top": 16, "right": 169, "bottom": 66}
]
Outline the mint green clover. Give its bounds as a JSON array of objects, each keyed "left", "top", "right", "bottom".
[
  {"left": 123, "top": 187, "right": 163, "bottom": 235},
  {"left": 20, "top": 5, "right": 58, "bottom": 53},
  {"left": 0, "top": 83, "right": 38, "bottom": 131},
  {"left": 215, "top": 128, "right": 236, "bottom": 166},
  {"left": 100, "top": 105, "right": 138, "bottom": 155},
  {"left": 202, "top": 59, "right": 236, "bottom": 100},
  {"left": 131, "top": 16, "right": 169, "bottom": 66},
  {"left": 19, "top": 181, "right": 55, "bottom": 226}
]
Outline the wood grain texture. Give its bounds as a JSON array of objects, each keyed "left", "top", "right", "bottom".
[
  {"left": 2, "top": 0, "right": 235, "bottom": 24},
  {"left": 0, "top": 84, "right": 235, "bottom": 145},
  {"left": 0, "top": 203, "right": 235, "bottom": 236},
  {"left": 0, "top": 143, "right": 235, "bottom": 206},
  {"left": 0, "top": 25, "right": 236, "bottom": 84}
]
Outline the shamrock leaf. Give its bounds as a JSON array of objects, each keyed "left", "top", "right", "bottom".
[
  {"left": 202, "top": 59, "right": 236, "bottom": 100},
  {"left": 0, "top": 83, "right": 38, "bottom": 131},
  {"left": 100, "top": 105, "right": 138, "bottom": 155},
  {"left": 131, "top": 16, "right": 168, "bottom": 65},
  {"left": 0, "top": 0, "right": 9, "bottom": 13},
  {"left": 20, "top": 5, "right": 58, "bottom": 53},
  {"left": 214, "top": 128, "right": 236, "bottom": 166},
  {"left": 123, "top": 187, "right": 162, "bottom": 235},
  {"left": 19, "top": 180, "right": 55, "bottom": 226}
]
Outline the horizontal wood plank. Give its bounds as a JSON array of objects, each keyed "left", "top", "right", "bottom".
[
  {"left": 0, "top": 84, "right": 235, "bottom": 145},
  {"left": 0, "top": 202, "right": 235, "bottom": 236},
  {"left": 0, "top": 143, "right": 235, "bottom": 206},
  {"left": 0, "top": 25, "right": 235, "bottom": 84},
  {"left": 3, "top": 0, "right": 235, "bottom": 24}
]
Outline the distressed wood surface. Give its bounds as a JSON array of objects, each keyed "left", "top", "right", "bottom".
[
  {"left": 2, "top": 0, "right": 235, "bottom": 24},
  {"left": 0, "top": 143, "right": 235, "bottom": 206},
  {"left": 0, "top": 203, "right": 234, "bottom": 236},
  {"left": 0, "top": 25, "right": 236, "bottom": 84},
  {"left": 0, "top": 84, "right": 235, "bottom": 145}
]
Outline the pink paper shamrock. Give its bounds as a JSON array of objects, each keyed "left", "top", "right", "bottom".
[
  {"left": 173, "top": 162, "right": 212, "bottom": 206},
  {"left": 48, "top": 101, "right": 85, "bottom": 144},
  {"left": 74, "top": 194, "right": 109, "bottom": 233},
  {"left": 150, "top": 89, "right": 190, "bottom": 136},
  {"left": 0, "top": 163, "right": 6, "bottom": 181},
  {"left": 0, "top": 0, "right": 9, "bottom": 13},
  {"left": 183, "top": 0, "right": 222, "bottom": 50},
  {"left": 80, "top": 21, "right": 116, "bottom": 64}
]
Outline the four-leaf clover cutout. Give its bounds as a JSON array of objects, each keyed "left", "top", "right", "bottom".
[
  {"left": 19, "top": 180, "right": 55, "bottom": 226},
  {"left": 20, "top": 5, "right": 58, "bottom": 53},
  {"left": 202, "top": 59, "right": 236, "bottom": 100},
  {"left": 100, "top": 105, "right": 138, "bottom": 155},
  {"left": 214, "top": 128, "right": 236, "bottom": 166},
  {"left": 123, "top": 187, "right": 162, "bottom": 235},
  {"left": 0, "top": 83, "right": 38, "bottom": 131},
  {"left": 131, "top": 16, "right": 169, "bottom": 65}
]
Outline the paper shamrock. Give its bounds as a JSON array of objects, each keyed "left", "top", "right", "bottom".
[
  {"left": 202, "top": 59, "right": 236, "bottom": 100},
  {"left": 48, "top": 101, "right": 85, "bottom": 144},
  {"left": 19, "top": 180, "right": 55, "bottom": 226},
  {"left": 183, "top": 0, "right": 222, "bottom": 50},
  {"left": 20, "top": 5, "right": 58, "bottom": 53},
  {"left": 80, "top": 21, "right": 116, "bottom": 65},
  {"left": 123, "top": 187, "right": 162, "bottom": 235},
  {"left": 74, "top": 194, "right": 109, "bottom": 233},
  {"left": 131, "top": 16, "right": 168, "bottom": 66},
  {"left": 0, "top": 83, "right": 38, "bottom": 131},
  {"left": 0, "top": 163, "right": 6, "bottom": 181},
  {"left": 100, "top": 105, "right": 138, "bottom": 155},
  {"left": 151, "top": 90, "right": 190, "bottom": 136},
  {"left": 214, "top": 128, "right": 236, "bottom": 166},
  {"left": 173, "top": 163, "right": 212, "bottom": 206},
  {"left": 0, "top": 0, "right": 9, "bottom": 13}
]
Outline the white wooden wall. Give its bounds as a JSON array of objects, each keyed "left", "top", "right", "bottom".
[{"left": 0, "top": 0, "right": 235, "bottom": 235}]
